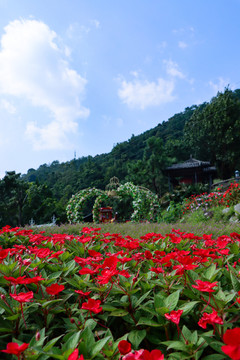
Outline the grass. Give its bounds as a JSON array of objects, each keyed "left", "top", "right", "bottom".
[{"left": 25, "top": 219, "right": 240, "bottom": 238}]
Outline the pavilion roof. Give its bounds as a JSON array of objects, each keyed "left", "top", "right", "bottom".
[{"left": 166, "top": 157, "right": 214, "bottom": 171}]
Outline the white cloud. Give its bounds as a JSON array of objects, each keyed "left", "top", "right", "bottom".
[
  {"left": 90, "top": 19, "right": 100, "bottom": 29},
  {"left": 0, "top": 99, "right": 16, "bottom": 114},
  {"left": 172, "top": 26, "right": 195, "bottom": 36},
  {"left": 178, "top": 41, "right": 188, "bottom": 49},
  {"left": 209, "top": 77, "right": 229, "bottom": 94},
  {"left": 0, "top": 19, "right": 89, "bottom": 149},
  {"left": 164, "top": 59, "right": 185, "bottom": 79},
  {"left": 118, "top": 77, "right": 175, "bottom": 110}
]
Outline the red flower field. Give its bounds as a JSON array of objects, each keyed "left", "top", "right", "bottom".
[{"left": 0, "top": 225, "right": 240, "bottom": 359}]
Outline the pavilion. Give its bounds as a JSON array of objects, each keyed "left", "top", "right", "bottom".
[{"left": 165, "top": 156, "right": 216, "bottom": 192}]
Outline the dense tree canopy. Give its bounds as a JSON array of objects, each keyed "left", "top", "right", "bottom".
[{"left": 184, "top": 88, "right": 240, "bottom": 178}]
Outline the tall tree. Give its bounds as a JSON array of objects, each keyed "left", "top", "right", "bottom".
[
  {"left": 0, "top": 171, "right": 29, "bottom": 226},
  {"left": 184, "top": 88, "right": 240, "bottom": 178}
]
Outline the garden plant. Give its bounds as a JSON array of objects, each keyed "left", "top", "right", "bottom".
[{"left": 0, "top": 225, "right": 240, "bottom": 359}]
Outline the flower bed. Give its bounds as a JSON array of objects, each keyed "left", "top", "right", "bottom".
[
  {"left": 183, "top": 182, "right": 240, "bottom": 214},
  {"left": 0, "top": 225, "right": 240, "bottom": 359}
]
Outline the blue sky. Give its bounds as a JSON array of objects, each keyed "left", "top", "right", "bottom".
[{"left": 0, "top": 0, "right": 240, "bottom": 177}]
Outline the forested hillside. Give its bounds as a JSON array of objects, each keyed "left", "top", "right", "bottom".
[{"left": 2, "top": 88, "right": 240, "bottom": 227}]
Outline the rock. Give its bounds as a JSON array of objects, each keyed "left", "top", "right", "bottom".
[
  {"left": 234, "top": 203, "right": 240, "bottom": 214},
  {"left": 222, "top": 208, "right": 230, "bottom": 214},
  {"left": 229, "top": 216, "right": 239, "bottom": 223}
]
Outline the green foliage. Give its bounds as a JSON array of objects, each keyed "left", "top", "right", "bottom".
[
  {"left": 184, "top": 88, "right": 240, "bottom": 178},
  {"left": 67, "top": 182, "right": 160, "bottom": 223},
  {"left": 0, "top": 225, "right": 240, "bottom": 358},
  {"left": 158, "top": 202, "right": 183, "bottom": 223}
]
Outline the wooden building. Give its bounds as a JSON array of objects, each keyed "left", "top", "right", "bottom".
[{"left": 166, "top": 156, "right": 216, "bottom": 191}]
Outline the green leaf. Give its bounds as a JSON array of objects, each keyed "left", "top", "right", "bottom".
[
  {"left": 48, "top": 271, "right": 63, "bottom": 280},
  {"left": 62, "top": 331, "right": 81, "bottom": 351},
  {"left": 179, "top": 301, "right": 199, "bottom": 315},
  {"left": 204, "top": 263, "right": 218, "bottom": 281},
  {"left": 128, "top": 330, "right": 146, "bottom": 348},
  {"left": 181, "top": 325, "right": 193, "bottom": 343},
  {"left": 230, "top": 271, "right": 240, "bottom": 292},
  {"left": 85, "top": 319, "right": 97, "bottom": 331},
  {"left": 110, "top": 309, "right": 128, "bottom": 317},
  {"left": 43, "top": 335, "right": 63, "bottom": 352},
  {"left": 62, "top": 260, "right": 76, "bottom": 275},
  {"left": 41, "top": 299, "right": 63, "bottom": 308},
  {"left": 155, "top": 306, "right": 169, "bottom": 315},
  {"left": 90, "top": 336, "right": 111, "bottom": 358},
  {"left": 163, "top": 340, "right": 188, "bottom": 352},
  {"left": 230, "top": 242, "right": 239, "bottom": 255},
  {"left": 101, "top": 305, "right": 118, "bottom": 312},
  {"left": 29, "top": 328, "right": 46, "bottom": 347},
  {"left": 0, "top": 299, "right": 14, "bottom": 315},
  {"left": 80, "top": 326, "right": 95, "bottom": 350},
  {"left": 5, "top": 313, "right": 20, "bottom": 321},
  {"left": 0, "top": 328, "right": 12, "bottom": 333},
  {"left": 154, "top": 294, "right": 165, "bottom": 310},
  {"left": 209, "top": 342, "right": 225, "bottom": 353},
  {"left": 202, "top": 355, "right": 226, "bottom": 360},
  {"left": 137, "top": 317, "right": 162, "bottom": 327},
  {"left": 135, "top": 290, "right": 151, "bottom": 308},
  {"left": 164, "top": 290, "right": 180, "bottom": 311}
]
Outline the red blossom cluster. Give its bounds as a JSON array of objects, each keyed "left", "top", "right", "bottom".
[
  {"left": 0, "top": 225, "right": 240, "bottom": 359},
  {"left": 183, "top": 181, "right": 240, "bottom": 213}
]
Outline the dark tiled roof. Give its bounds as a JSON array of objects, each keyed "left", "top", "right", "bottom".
[{"left": 166, "top": 158, "right": 211, "bottom": 170}]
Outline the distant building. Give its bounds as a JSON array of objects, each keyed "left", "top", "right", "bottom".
[{"left": 165, "top": 156, "right": 216, "bottom": 191}]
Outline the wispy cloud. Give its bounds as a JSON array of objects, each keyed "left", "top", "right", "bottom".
[
  {"left": 209, "top": 77, "right": 229, "bottom": 94},
  {"left": 90, "top": 19, "right": 101, "bottom": 29},
  {"left": 118, "top": 59, "right": 189, "bottom": 110},
  {"left": 0, "top": 99, "right": 16, "bottom": 114},
  {"left": 67, "top": 19, "right": 100, "bottom": 39},
  {"left": 0, "top": 19, "right": 89, "bottom": 150},
  {"left": 164, "top": 59, "right": 185, "bottom": 79},
  {"left": 172, "top": 26, "right": 195, "bottom": 36},
  {"left": 118, "top": 77, "right": 175, "bottom": 110},
  {"left": 178, "top": 41, "right": 188, "bottom": 49}
]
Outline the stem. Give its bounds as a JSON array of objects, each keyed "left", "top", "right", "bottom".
[
  {"left": 164, "top": 324, "right": 169, "bottom": 340},
  {"left": 20, "top": 303, "right": 27, "bottom": 329}
]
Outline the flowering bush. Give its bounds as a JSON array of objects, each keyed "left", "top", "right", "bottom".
[
  {"left": 183, "top": 181, "right": 240, "bottom": 215},
  {"left": 66, "top": 182, "right": 160, "bottom": 223},
  {"left": 0, "top": 225, "right": 240, "bottom": 359}
]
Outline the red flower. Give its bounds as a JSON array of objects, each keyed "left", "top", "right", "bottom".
[
  {"left": 164, "top": 310, "right": 183, "bottom": 325},
  {"left": 0, "top": 248, "right": 10, "bottom": 261},
  {"left": 144, "top": 250, "right": 153, "bottom": 259},
  {"left": 46, "top": 283, "right": 65, "bottom": 296},
  {"left": 1, "top": 342, "right": 29, "bottom": 356},
  {"left": 141, "top": 349, "right": 164, "bottom": 360},
  {"left": 75, "top": 290, "right": 92, "bottom": 297},
  {"left": 81, "top": 298, "right": 102, "bottom": 314},
  {"left": 150, "top": 267, "right": 164, "bottom": 274},
  {"left": 198, "top": 310, "right": 223, "bottom": 329},
  {"left": 118, "top": 340, "right": 132, "bottom": 355},
  {"left": 4, "top": 275, "right": 27, "bottom": 284},
  {"left": 119, "top": 270, "right": 131, "bottom": 278},
  {"left": 68, "top": 349, "right": 84, "bottom": 360},
  {"left": 123, "top": 349, "right": 164, "bottom": 360},
  {"left": 5, "top": 275, "right": 44, "bottom": 285},
  {"left": 24, "top": 275, "right": 44, "bottom": 284},
  {"left": 10, "top": 291, "right": 33, "bottom": 303},
  {"left": 222, "top": 328, "right": 240, "bottom": 360},
  {"left": 79, "top": 267, "right": 99, "bottom": 275},
  {"left": 192, "top": 280, "right": 218, "bottom": 292}
]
